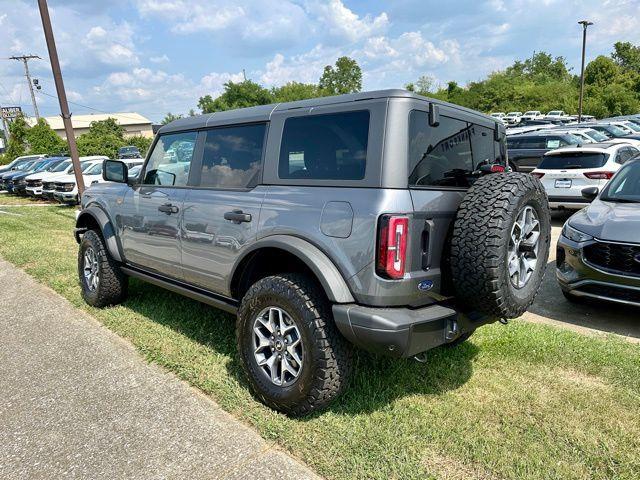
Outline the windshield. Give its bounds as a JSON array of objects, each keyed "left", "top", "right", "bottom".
[
  {"left": 548, "top": 111, "right": 563, "bottom": 116},
  {"left": 583, "top": 129, "right": 609, "bottom": 142},
  {"left": 69, "top": 162, "right": 94, "bottom": 175},
  {"left": 85, "top": 163, "right": 103, "bottom": 175},
  {"left": 539, "top": 152, "right": 608, "bottom": 170},
  {"left": 51, "top": 160, "right": 71, "bottom": 172},
  {"left": 601, "top": 160, "right": 640, "bottom": 203},
  {"left": 119, "top": 146, "right": 138, "bottom": 153},
  {"left": 17, "top": 161, "right": 35, "bottom": 171},
  {"left": 524, "top": 111, "right": 538, "bottom": 115},
  {"left": 622, "top": 122, "right": 640, "bottom": 133},
  {"left": 601, "top": 124, "right": 628, "bottom": 137}
]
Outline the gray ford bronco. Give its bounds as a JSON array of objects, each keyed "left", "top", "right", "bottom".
[{"left": 75, "top": 89, "right": 551, "bottom": 415}]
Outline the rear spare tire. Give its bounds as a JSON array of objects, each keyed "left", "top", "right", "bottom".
[{"left": 450, "top": 173, "right": 551, "bottom": 318}]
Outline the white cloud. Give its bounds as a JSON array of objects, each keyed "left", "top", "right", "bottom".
[
  {"left": 307, "top": 0, "right": 388, "bottom": 42},
  {"left": 149, "top": 54, "right": 169, "bottom": 63}
]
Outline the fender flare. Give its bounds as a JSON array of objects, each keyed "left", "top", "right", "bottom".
[
  {"left": 75, "top": 205, "right": 123, "bottom": 263},
  {"left": 231, "top": 235, "right": 355, "bottom": 304}
]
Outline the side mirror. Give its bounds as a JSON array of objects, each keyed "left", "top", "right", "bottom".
[
  {"left": 581, "top": 186, "right": 599, "bottom": 201},
  {"left": 428, "top": 103, "right": 440, "bottom": 127},
  {"left": 103, "top": 159, "right": 128, "bottom": 183}
]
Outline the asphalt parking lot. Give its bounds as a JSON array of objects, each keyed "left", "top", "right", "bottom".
[{"left": 524, "top": 211, "right": 640, "bottom": 342}]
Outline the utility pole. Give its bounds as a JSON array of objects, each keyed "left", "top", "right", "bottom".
[
  {"left": 37, "top": 0, "right": 85, "bottom": 195},
  {"left": 9, "top": 54, "right": 41, "bottom": 120},
  {"left": 578, "top": 20, "right": 593, "bottom": 123}
]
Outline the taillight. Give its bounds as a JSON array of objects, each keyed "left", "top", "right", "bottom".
[
  {"left": 376, "top": 215, "right": 409, "bottom": 279},
  {"left": 531, "top": 172, "right": 545, "bottom": 178},
  {"left": 584, "top": 171, "right": 614, "bottom": 179}
]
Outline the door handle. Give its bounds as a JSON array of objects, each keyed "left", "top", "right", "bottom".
[
  {"left": 158, "top": 203, "right": 179, "bottom": 214},
  {"left": 224, "top": 210, "right": 252, "bottom": 223}
]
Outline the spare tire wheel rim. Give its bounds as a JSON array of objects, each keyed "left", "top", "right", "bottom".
[
  {"left": 83, "top": 246, "right": 99, "bottom": 292},
  {"left": 508, "top": 205, "right": 540, "bottom": 289},
  {"left": 252, "top": 306, "right": 303, "bottom": 387}
]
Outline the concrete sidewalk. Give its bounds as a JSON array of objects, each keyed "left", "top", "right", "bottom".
[{"left": 0, "top": 259, "right": 320, "bottom": 480}]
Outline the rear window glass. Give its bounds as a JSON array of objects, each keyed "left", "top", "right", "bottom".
[
  {"left": 199, "top": 123, "right": 266, "bottom": 188},
  {"left": 539, "top": 152, "right": 608, "bottom": 169},
  {"left": 408, "top": 111, "right": 497, "bottom": 188},
  {"left": 278, "top": 111, "right": 369, "bottom": 180}
]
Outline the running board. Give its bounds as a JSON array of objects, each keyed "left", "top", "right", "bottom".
[{"left": 120, "top": 266, "right": 238, "bottom": 314}]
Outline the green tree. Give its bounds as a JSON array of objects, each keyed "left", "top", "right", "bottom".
[
  {"left": 584, "top": 55, "right": 620, "bottom": 85},
  {"left": 4, "top": 116, "right": 29, "bottom": 162},
  {"left": 272, "top": 82, "right": 320, "bottom": 102},
  {"left": 612, "top": 41, "right": 640, "bottom": 73},
  {"left": 75, "top": 118, "right": 126, "bottom": 158},
  {"left": 25, "top": 118, "right": 67, "bottom": 155},
  {"left": 126, "top": 135, "right": 153, "bottom": 157},
  {"left": 161, "top": 112, "right": 183, "bottom": 125},
  {"left": 198, "top": 80, "right": 274, "bottom": 113},
  {"left": 318, "top": 56, "right": 362, "bottom": 95}
]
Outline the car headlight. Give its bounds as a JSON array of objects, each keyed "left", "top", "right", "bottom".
[{"left": 562, "top": 223, "right": 593, "bottom": 242}]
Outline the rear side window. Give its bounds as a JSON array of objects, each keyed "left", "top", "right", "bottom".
[
  {"left": 199, "top": 123, "right": 266, "bottom": 188},
  {"left": 408, "top": 111, "right": 497, "bottom": 188},
  {"left": 278, "top": 111, "right": 369, "bottom": 180},
  {"left": 538, "top": 152, "right": 608, "bottom": 169}
]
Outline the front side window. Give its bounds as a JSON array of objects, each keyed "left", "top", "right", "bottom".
[
  {"left": 143, "top": 131, "right": 197, "bottom": 186},
  {"left": 278, "top": 110, "right": 369, "bottom": 180},
  {"left": 198, "top": 123, "right": 266, "bottom": 188},
  {"left": 408, "top": 111, "right": 497, "bottom": 188}
]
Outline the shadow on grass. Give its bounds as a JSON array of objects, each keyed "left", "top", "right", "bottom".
[{"left": 122, "top": 278, "right": 478, "bottom": 416}]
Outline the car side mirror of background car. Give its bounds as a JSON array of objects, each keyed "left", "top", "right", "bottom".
[
  {"left": 103, "top": 159, "right": 128, "bottom": 184},
  {"left": 581, "top": 186, "right": 599, "bottom": 201}
]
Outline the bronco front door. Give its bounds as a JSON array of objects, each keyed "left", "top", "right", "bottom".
[{"left": 118, "top": 131, "right": 198, "bottom": 280}]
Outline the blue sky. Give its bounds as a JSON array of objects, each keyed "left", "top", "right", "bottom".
[{"left": 1, "top": 0, "right": 639, "bottom": 123}]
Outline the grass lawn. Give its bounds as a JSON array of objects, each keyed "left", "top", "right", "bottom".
[
  {"left": 0, "top": 192, "right": 55, "bottom": 206},
  {"left": 0, "top": 205, "right": 639, "bottom": 480}
]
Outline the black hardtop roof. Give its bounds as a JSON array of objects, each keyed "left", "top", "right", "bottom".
[{"left": 159, "top": 89, "right": 498, "bottom": 134}]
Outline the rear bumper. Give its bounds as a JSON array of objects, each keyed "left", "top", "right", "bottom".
[{"left": 332, "top": 303, "right": 496, "bottom": 358}]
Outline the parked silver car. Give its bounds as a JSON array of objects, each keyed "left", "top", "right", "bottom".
[{"left": 557, "top": 158, "right": 640, "bottom": 306}]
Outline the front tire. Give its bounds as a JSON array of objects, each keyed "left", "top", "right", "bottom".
[
  {"left": 78, "top": 229, "right": 128, "bottom": 307},
  {"left": 237, "top": 274, "right": 352, "bottom": 416}
]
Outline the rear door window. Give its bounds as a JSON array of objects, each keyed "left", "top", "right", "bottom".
[
  {"left": 197, "top": 123, "right": 266, "bottom": 188},
  {"left": 538, "top": 152, "right": 608, "bottom": 169},
  {"left": 408, "top": 111, "right": 497, "bottom": 188},
  {"left": 278, "top": 111, "right": 369, "bottom": 180}
]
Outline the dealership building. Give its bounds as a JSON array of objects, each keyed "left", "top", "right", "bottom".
[{"left": 27, "top": 112, "right": 154, "bottom": 139}]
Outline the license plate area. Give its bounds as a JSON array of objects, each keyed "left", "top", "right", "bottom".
[{"left": 555, "top": 179, "right": 572, "bottom": 188}]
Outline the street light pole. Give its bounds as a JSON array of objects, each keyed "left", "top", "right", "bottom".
[
  {"left": 37, "top": 0, "right": 85, "bottom": 196},
  {"left": 578, "top": 20, "right": 593, "bottom": 123}
]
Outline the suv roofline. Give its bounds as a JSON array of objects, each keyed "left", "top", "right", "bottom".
[{"left": 159, "top": 89, "right": 500, "bottom": 135}]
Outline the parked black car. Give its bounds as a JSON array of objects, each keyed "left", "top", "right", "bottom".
[{"left": 507, "top": 132, "right": 582, "bottom": 172}]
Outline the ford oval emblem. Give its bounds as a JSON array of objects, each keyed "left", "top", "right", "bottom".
[{"left": 417, "top": 280, "right": 434, "bottom": 291}]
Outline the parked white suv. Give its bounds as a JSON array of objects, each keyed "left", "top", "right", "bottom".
[
  {"left": 522, "top": 111, "right": 543, "bottom": 121},
  {"left": 531, "top": 143, "right": 639, "bottom": 209},
  {"left": 41, "top": 156, "right": 108, "bottom": 200},
  {"left": 504, "top": 112, "right": 523, "bottom": 125}
]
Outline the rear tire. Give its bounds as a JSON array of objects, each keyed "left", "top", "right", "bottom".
[
  {"left": 444, "top": 329, "right": 475, "bottom": 347},
  {"left": 450, "top": 173, "right": 551, "bottom": 318},
  {"left": 78, "top": 229, "right": 128, "bottom": 307},
  {"left": 237, "top": 274, "right": 352, "bottom": 416}
]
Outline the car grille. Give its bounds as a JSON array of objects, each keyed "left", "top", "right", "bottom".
[
  {"left": 578, "top": 284, "right": 640, "bottom": 304},
  {"left": 26, "top": 179, "right": 42, "bottom": 187},
  {"left": 43, "top": 181, "right": 55, "bottom": 190},
  {"left": 583, "top": 241, "right": 640, "bottom": 277},
  {"left": 54, "top": 182, "right": 75, "bottom": 192}
]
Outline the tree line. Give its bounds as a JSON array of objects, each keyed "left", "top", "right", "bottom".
[
  {"left": 0, "top": 116, "right": 153, "bottom": 165},
  {"left": 3, "top": 41, "right": 638, "bottom": 164}
]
